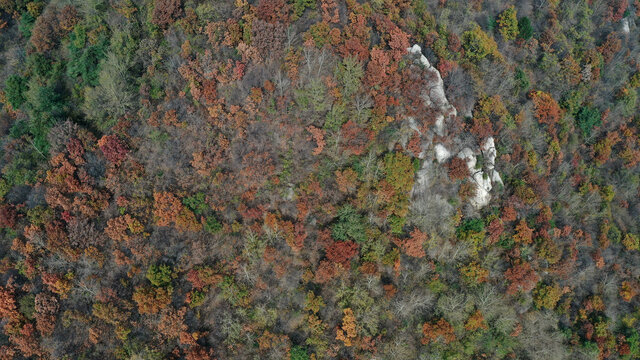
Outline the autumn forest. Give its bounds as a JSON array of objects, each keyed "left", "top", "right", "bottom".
[{"left": 0, "top": 0, "right": 640, "bottom": 359}]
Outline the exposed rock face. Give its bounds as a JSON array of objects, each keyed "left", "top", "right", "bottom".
[
  {"left": 457, "top": 137, "right": 503, "bottom": 208},
  {"left": 407, "top": 44, "right": 457, "bottom": 137},
  {"left": 406, "top": 45, "right": 502, "bottom": 209}
]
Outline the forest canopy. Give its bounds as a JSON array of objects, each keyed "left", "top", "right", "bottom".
[{"left": 0, "top": 0, "right": 639, "bottom": 359}]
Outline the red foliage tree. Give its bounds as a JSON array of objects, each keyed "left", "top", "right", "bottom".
[
  {"left": 341, "top": 120, "right": 372, "bottom": 155},
  {"left": 0, "top": 286, "right": 19, "bottom": 321},
  {"left": 598, "top": 32, "right": 622, "bottom": 64},
  {"left": 307, "top": 126, "right": 326, "bottom": 156},
  {"left": 365, "top": 48, "right": 391, "bottom": 89},
  {"left": 388, "top": 25, "right": 410, "bottom": 62},
  {"left": 607, "top": 0, "right": 629, "bottom": 22},
  {"left": 314, "top": 260, "right": 339, "bottom": 283},
  {"left": 321, "top": 0, "right": 339, "bottom": 24},
  {"left": 186, "top": 267, "right": 222, "bottom": 290},
  {"left": 98, "top": 135, "right": 129, "bottom": 165},
  {"left": 487, "top": 218, "right": 504, "bottom": 243},
  {"left": 0, "top": 204, "right": 16, "bottom": 228},
  {"left": 505, "top": 262, "right": 539, "bottom": 295},
  {"left": 325, "top": 241, "right": 359, "bottom": 268},
  {"left": 437, "top": 59, "right": 458, "bottom": 78},
  {"left": 252, "top": 20, "right": 286, "bottom": 61},
  {"left": 256, "top": 0, "right": 289, "bottom": 23},
  {"left": 184, "top": 345, "right": 215, "bottom": 360}
]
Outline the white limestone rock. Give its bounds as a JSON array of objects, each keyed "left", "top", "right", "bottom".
[
  {"left": 434, "top": 144, "right": 451, "bottom": 163},
  {"left": 406, "top": 45, "right": 503, "bottom": 209}
]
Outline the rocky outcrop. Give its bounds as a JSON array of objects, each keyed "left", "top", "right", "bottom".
[{"left": 406, "top": 45, "right": 502, "bottom": 209}]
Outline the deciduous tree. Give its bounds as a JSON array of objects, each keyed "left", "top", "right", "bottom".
[
  {"left": 505, "top": 262, "right": 539, "bottom": 295},
  {"left": 422, "top": 318, "right": 455, "bottom": 344},
  {"left": 152, "top": 0, "right": 183, "bottom": 28},
  {"left": 336, "top": 308, "right": 357, "bottom": 346},
  {"left": 497, "top": 6, "right": 518, "bottom": 40}
]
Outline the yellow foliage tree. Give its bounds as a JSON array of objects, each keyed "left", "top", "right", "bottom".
[{"left": 336, "top": 308, "right": 357, "bottom": 346}]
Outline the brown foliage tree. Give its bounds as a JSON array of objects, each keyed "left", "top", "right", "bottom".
[
  {"left": 34, "top": 293, "right": 58, "bottom": 336},
  {"left": 252, "top": 20, "right": 286, "bottom": 61},
  {"left": 446, "top": 157, "right": 470, "bottom": 181},
  {"left": 30, "top": 10, "right": 59, "bottom": 53},
  {"left": 256, "top": 0, "right": 289, "bottom": 23},
  {"left": 57, "top": 5, "right": 78, "bottom": 32},
  {"left": 152, "top": 0, "right": 183, "bottom": 28}
]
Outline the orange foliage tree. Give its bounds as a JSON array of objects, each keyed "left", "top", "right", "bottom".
[
  {"left": 393, "top": 228, "right": 427, "bottom": 258},
  {"left": 422, "top": 318, "right": 456, "bottom": 344},
  {"left": 513, "top": 219, "right": 534, "bottom": 244},
  {"left": 132, "top": 286, "right": 173, "bottom": 314},
  {"left": 153, "top": 192, "right": 200, "bottom": 232},
  {"left": 464, "top": 310, "right": 488, "bottom": 331},
  {"left": 530, "top": 91, "right": 562, "bottom": 128},
  {"left": 307, "top": 126, "right": 325, "bottom": 155}
]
